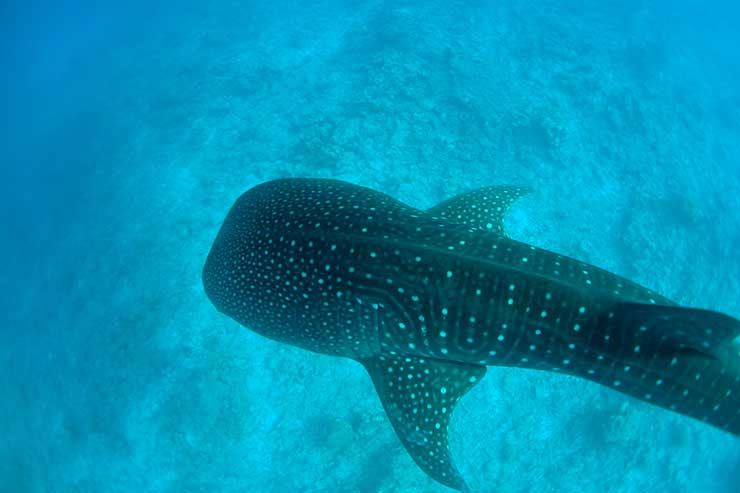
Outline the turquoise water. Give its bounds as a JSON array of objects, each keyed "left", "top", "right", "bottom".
[{"left": 3, "top": 1, "right": 740, "bottom": 491}]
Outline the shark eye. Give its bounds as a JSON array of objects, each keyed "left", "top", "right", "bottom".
[{"left": 732, "top": 335, "right": 740, "bottom": 357}]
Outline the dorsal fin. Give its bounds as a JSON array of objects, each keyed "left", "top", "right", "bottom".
[
  {"left": 605, "top": 302, "right": 740, "bottom": 435},
  {"left": 427, "top": 185, "right": 531, "bottom": 236},
  {"left": 360, "top": 354, "right": 485, "bottom": 492},
  {"left": 613, "top": 302, "right": 740, "bottom": 370}
]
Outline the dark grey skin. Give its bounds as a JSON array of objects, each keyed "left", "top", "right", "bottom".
[{"left": 203, "top": 178, "right": 740, "bottom": 491}]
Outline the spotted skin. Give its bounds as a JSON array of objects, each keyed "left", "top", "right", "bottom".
[{"left": 203, "top": 178, "right": 740, "bottom": 491}]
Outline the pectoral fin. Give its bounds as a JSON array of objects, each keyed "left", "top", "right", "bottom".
[
  {"left": 427, "top": 185, "right": 531, "bottom": 236},
  {"left": 360, "top": 355, "right": 486, "bottom": 491}
]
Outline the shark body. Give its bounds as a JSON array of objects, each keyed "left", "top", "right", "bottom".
[{"left": 203, "top": 178, "right": 740, "bottom": 491}]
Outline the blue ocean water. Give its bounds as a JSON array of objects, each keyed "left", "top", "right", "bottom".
[{"left": 2, "top": 0, "right": 740, "bottom": 491}]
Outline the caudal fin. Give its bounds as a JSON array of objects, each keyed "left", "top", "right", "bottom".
[{"left": 605, "top": 302, "right": 740, "bottom": 435}]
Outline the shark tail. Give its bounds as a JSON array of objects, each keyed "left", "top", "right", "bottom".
[{"left": 603, "top": 302, "right": 740, "bottom": 435}]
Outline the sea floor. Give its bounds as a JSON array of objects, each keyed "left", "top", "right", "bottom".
[{"left": 2, "top": 1, "right": 740, "bottom": 492}]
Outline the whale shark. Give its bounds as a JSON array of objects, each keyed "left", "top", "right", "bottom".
[{"left": 202, "top": 178, "right": 740, "bottom": 491}]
